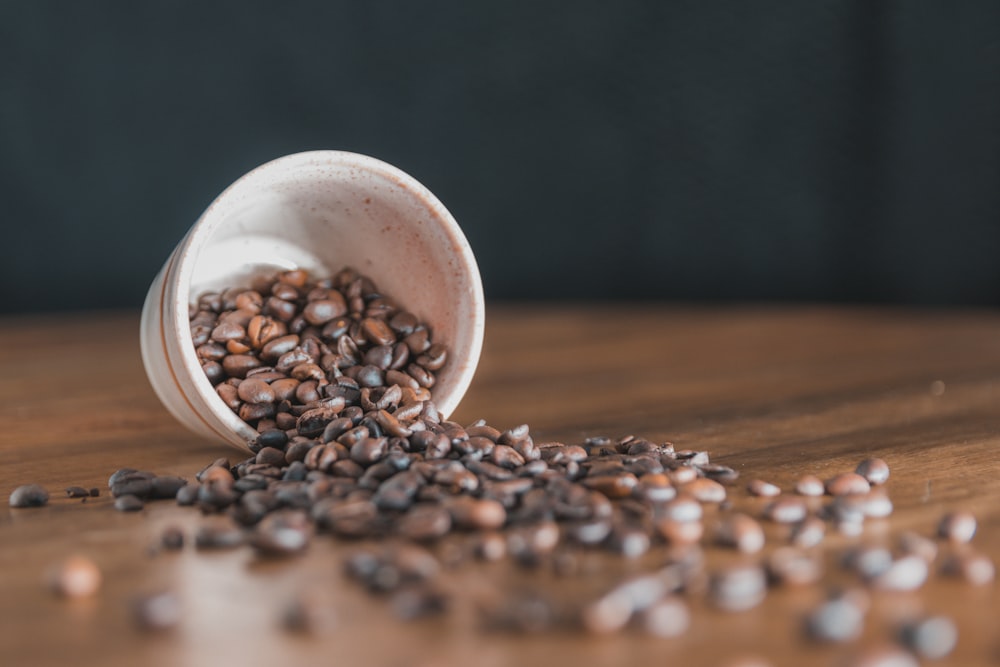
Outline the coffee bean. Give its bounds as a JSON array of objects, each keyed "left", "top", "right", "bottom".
[
  {"left": 65, "top": 486, "right": 90, "bottom": 498},
  {"left": 251, "top": 510, "right": 312, "bottom": 556},
  {"left": 132, "top": 591, "right": 181, "bottom": 632},
  {"left": 795, "top": 474, "right": 825, "bottom": 497},
  {"left": 715, "top": 514, "right": 765, "bottom": 554},
  {"left": 869, "top": 554, "right": 928, "bottom": 591},
  {"left": 397, "top": 504, "right": 452, "bottom": 541},
  {"left": 150, "top": 476, "right": 188, "bottom": 500},
  {"left": 160, "top": 526, "right": 185, "bottom": 550},
  {"left": 790, "top": 517, "right": 826, "bottom": 549},
  {"left": 89, "top": 488, "right": 100, "bottom": 497},
  {"left": 855, "top": 457, "right": 890, "bottom": 485},
  {"left": 805, "top": 596, "right": 866, "bottom": 642},
  {"left": 762, "top": 496, "right": 808, "bottom": 524},
  {"left": 937, "top": 510, "right": 976, "bottom": 543},
  {"left": 746, "top": 479, "right": 781, "bottom": 498},
  {"left": 767, "top": 547, "right": 822, "bottom": 586},
  {"left": 195, "top": 518, "right": 245, "bottom": 549},
  {"left": 391, "top": 586, "right": 449, "bottom": 621},
  {"left": 899, "top": 615, "right": 957, "bottom": 660},
  {"left": 895, "top": 531, "right": 937, "bottom": 563},
  {"left": 640, "top": 597, "right": 690, "bottom": 638},
  {"left": 825, "top": 473, "right": 871, "bottom": 496},
  {"left": 114, "top": 494, "right": 144, "bottom": 512},
  {"left": 685, "top": 477, "right": 727, "bottom": 503},
  {"left": 448, "top": 497, "right": 506, "bottom": 530},
  {"left": 48, "top": 555, "right": 102, "bottom": 598},
  {"left": 709, "top": 565, "right": 767, "bottom": 612},
  {"left": 655, "top": 518, "right": 704, "bottom": 546},
  {"left": 940, "top": 550, "right": 995, "bottom": 585}
]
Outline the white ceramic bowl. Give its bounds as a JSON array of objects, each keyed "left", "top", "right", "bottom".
[{"left": 140, "top": 151, "right": 485, "bottom": 451}]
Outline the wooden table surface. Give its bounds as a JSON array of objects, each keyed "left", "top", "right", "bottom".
[{"left": 1, "top": 305, "right": 999, "bottom": 667}]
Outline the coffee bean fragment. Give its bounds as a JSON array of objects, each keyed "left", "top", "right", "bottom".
[
  {"left": 65, "top": 486, "right": 90, "bottom": 498},
  {"left": 10, "top": 484, "right": 49, "bottom": 508}
]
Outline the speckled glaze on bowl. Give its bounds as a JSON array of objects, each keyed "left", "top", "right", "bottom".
[{"left": 140, "top": 151, "right": 485, "bottom": 451}]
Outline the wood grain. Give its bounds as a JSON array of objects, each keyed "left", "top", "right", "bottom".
[{"left": 1, "top": 306, "right": 999, "bottom": 667}]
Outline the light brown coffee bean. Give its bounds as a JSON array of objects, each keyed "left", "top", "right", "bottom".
[
  {"left": 685, "top": 477, "right": 727, "bottom": 503},
  {"left": 747, "top": 479, "right": 781, "bottom": 497},
  {"left": 238, "top": 378, "right": 276, "bottom": 404},
  {"left": 825, "top": 473, "right": 871, "bottom": 496}
]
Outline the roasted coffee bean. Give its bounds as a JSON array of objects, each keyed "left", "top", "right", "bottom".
[
  {"left": 581, "top": 473, "right": 638, "bottom": 499},
  {"left": 48, "top": 555, "right": 102, "bottom": 598},
  {"left": 89, "top": 488, "right": 100, "bottom": 497},
  {"left": 805, "top": 595, "right": 866, "bottom": 642},
  {"left": 397, "top": 504, "right": 452, "bottom": 541},
  {"left": 150, "top": 476, "right": 188, "bottom": 500},
  {"left": 698, "top": 464, "right": 740, "bottom": 484},
  {"left": 160, "top": 526, "right": 185, "bottom": 550},
  {"left": 132, "top": 591, "right": 182, "bottom": 632},
  {"left": 795, "top": 474, "right": 825, "bottom": 497},
  {"left": 391, "top": 586, "right": 449, "bottom": 621},
  {"left": 175, "top": 483, "right": 199, "bottom": 506},
  {"left": 899, "top": 615, "right": 957, "bottom": 660},
  {"left": 114, "top": 494, "right": 144, "bottom": 512},
  {"left": 747, "top": 479, "right": 781, "bottom": 497},
  {"left": 715, "top": 514, "right": 765, "bottom": 554},
  {"left": 870, "top": 554, "right": 928, "bottom": 591},
  {"left": 195, "top": 518, "right": 245, "bottom": 549},
  {"left": 855, "top": 457, "right": 890, "bottom": 485},
  {"left": 937, "top": 510, "right": 977, "bottom": 543},
  {"left": 65, "top": 486, "right": 90, "bottom": 498},
  {"left": 790, "top": 517, "right": 827, "bottom": 549},
  {"left": 940, "top": 550, "right": 995, "bottom": 585},
  {"left": 896, "top": 531, "right": 937, "bottom": 563},
  {"left": 110, "top": 471, "right": 155, "bottom": 498},
  {"left": 762, "top": 496, "right": 809, "bottom": 524},
  {"left": 825, "top": 473, "right": 871, "bottom": 496},
  {"left": 767, "top": 547, "right": 822, "bottom": 586},
  {"left": 709, "top": 565, "right": 767, "bottom": 612},
  {"left": 685, "top": 477, "right": 727, "bottom": 503},
  {"left": 448, "top": 497, "right": 506, "bottom": 530},
  {"left": 251, "top": 510, "right": 312, "bottom": 556},
  {"left": 640, "top": 597, "right": 690, "bottom": 638}
]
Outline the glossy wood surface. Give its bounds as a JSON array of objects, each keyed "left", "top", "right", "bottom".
[{"left": 1, "top": 306, "right": 998, "bottom": 667}]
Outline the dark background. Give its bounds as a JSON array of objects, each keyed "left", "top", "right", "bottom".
[{"left": 2, "top": 2, "right": 998, "bottom": 313}]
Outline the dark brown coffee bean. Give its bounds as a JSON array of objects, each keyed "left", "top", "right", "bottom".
[
  {"left": 221, "top": 354, "right": 262, "bottom": 379},
  {"left": 150, "top": 476, "right": 187, "bottom": 500},
  {"left": 114, "top": 494, "right": 144, "bottom": 512},
  {"left": 160, "top": 526, "right": 185, "bottom": 550},
  {"left": 398, "top": 504, "right": 452, "bottom": 541},
  {"left": 111, "top": 473, "right": 154, "bottom": 499},
  {"left": 175, "top": 483, "right": 199, "bottom": 506},
  {"left": 416, "top": 343, "right": 447, "bottom": 371},
  {"left": 195, "top": 518, "right": 245, "bottom": 549},
  {"left": 303, "top": 297, "right": 347, "bottom": 325},
  {"left": 65, "top": 486, "right": 90, "bottom": 498},
  {"left": 448, "top": 496, "right": 506, "bottom": 530}
]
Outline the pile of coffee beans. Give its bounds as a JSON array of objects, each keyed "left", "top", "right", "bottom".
[{"left": 189, "top": 267, "right": 446, "bottom": 436}]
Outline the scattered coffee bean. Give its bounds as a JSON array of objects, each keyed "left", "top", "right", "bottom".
[
  {"left": 805, "top": 595, "right": 866, "bottom": 642},
  {"left": 762, "top": 496, "right": 808, "bottom": 524},
  {"left": 895, "top": 531, "right": 937, "bottom": 563},
  {"left": 747, "top": 479, "right": 781, "bottom": 498},
  {"left": 715, "top": 513, "right": 765, "bottom": 554},
  {"left": 9, "top": 484, "right": 49, "bottom": 508},
  {"left": 898, "top": 615, "right": 957, "bottom": 660},
  {"left": 937, "top": 510, "right": 976, "bottom": 543},
  {"left": 89, "top": 488, "right": 100, "bottom": 497},
  {"left": 65, "top": 486, "right": 90, "bottom": 498},
  {"left": 709, "top": 565, "right": 767, "bottom": 612},
  {"left": 790, "top": 517, "right": 826, "bottom": 549},
  {"left": 195, "top": 518, "right": 245, "bottom": 550},
  {"left": 855, "top": 458, "right": 890, "bottom": 485},
  {"left": 48, "top": 555, "right": 102, "bottom": 598},
  {"left": 767, "top": 547, "right": 822, "bottom": 586},
  {"left": 160, "top": 526, "right": 185, "bottom": 550},
  {"left": 685, "top": 477, "right": 727, "bottom": 503},
  {"left": 795, "top": 475, "right": 825, "bottom": 497},
  {"left": 640, "top": 597, "right": 690, "bottom": 638},
  {"left": 114, "top": 494, "right": 144, "bottom": 512},
  {"left": 825, "top": 473, "right": 872, "bottom": 497},
  {"left": 132, "top": 591, "right": 182, "bottom": 631},
  {"left": 940, "top": 549, "right": 995, "bottom": 586},
  {"left": 869, "top": 554, "right": 928, "bottom": 592}
]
